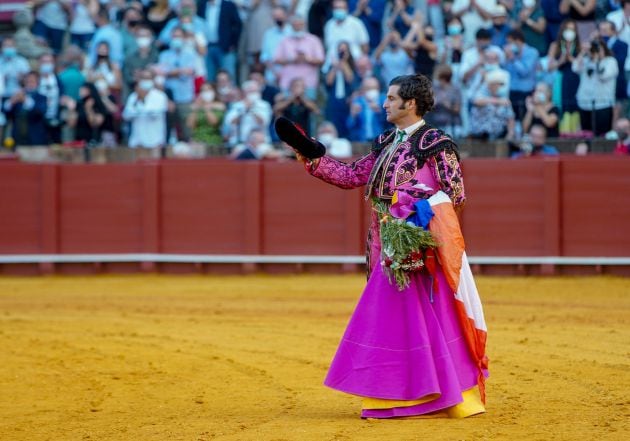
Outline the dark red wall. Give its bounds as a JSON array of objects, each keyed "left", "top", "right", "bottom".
[{"left": 1, "top": 156, "right": 629, "bottom": 271}]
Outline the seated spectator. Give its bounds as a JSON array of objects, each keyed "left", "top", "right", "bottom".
[
  {"left": 572, "top": 37, "right": 618, "bottom": 136},
  {"left": 466, "top": 46, "right": 510, "bottom": 103},
  {"left": 426, "top": 64, "right": 461, "bottom": 135},
  {"left": 87, "top": 42, "right": 123, "bottom": 93},
  {"left": 186, "top": 82, "right": 226, "bottom": 146},
  {"left": 322, "top": 41, "right": 359, "bottom": 138},
  {"left": 70, "top": 0, "right": 98, "bottom": 51},
  {"left": 223, "top": 80, "right": 273, "bottom": 146},
  {"left": 373, "top": 31, "right": 414, "bottom": 88},
  {"left": 122, "top": 70, "right": 169, "bottom": 148},
  {"left": 401, "top": 12, "right": 438, "bottom": 78},
  {"left": 512, "top": 124, "right": 559, "bottom": 158},
  {"left": 215, "top": 69, "right": 240, "bottom": 105},
  {"left": 3, "top": 71, "right": 48, "bottom": 147},
  {"left": 470, "top": 70, "right": 516, "bottom": 140},
  {"left": 231, "top": 128, "right": 279, "bottom": 160},
  {"left": 158, "top": 27, "right": 198, "bottom": 141},
  {"left": 249, "top": 71, "right": 280, "bottom": 108},
  {"left": 92, "top": 76, "right": 119, "bottom": 147},
  {"left": 522, "top": 82, "right": 560, "bottom": 137},
  {"left": 32, "top": 0, "right": 70, "bottom": 54},
  {"left": 346, "top": 76, "right": 386, "bottom": 142},
  {"left": 123, "top": 26, "right": 159, "bottom": 99},
  {"left": 316, "top": 120, "right": 353, "bottom": 158},
  {"left": 489, "top": 5, "right": 511, "bottom": 48},
  {"left": 574, "top": 139, "right": 590, "bottom": 155},
  {"left": 612, "top": 117, "right": 630, "bottom": 154},
  {"left": 73, "top": 82, "right": 111, "bottom": 146},
  {"left": 273, "top": 78, "right": 320, "bottom": 135},
  {"left": 273, "top": 14, "right": 326, "bottom": 100}
]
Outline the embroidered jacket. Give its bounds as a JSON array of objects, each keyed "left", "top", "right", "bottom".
[{"left": 308, "top": 123, "right": 465, "bottom": 276}]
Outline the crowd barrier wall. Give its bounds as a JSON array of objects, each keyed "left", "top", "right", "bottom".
[{"left": 0, "top": 155, "right": 629, "bottom": 275}]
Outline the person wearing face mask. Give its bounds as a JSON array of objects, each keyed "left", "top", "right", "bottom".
[
  {"left": 559, "top": 0, "right": 597, "bottom": 43},
  {"left": 373, "top": 31, "right": 414, "bottom": 87},
  {"left": 223, "top": 80, "right": 272, "bottom": 146},
  {"left": 315, "top": 120, "right": 352, "bottom": 158},
  {"left": 511, "top": 124, "right": 559, "bottom": 157},
  {"left": 158, "top": 0, "right": 206, "bottom": 49},
  {"left": 548, "top": 19, "right": 582, "bottom": 134},
  {"left": 522, "top": 81, "right": 560, "bottom": 136},
  {"left": 123, "top": 26, "right": 159, "bottom": 100},
  {"left": 598, "top": 20, "right": 628, "bottom": 122},
  {"left": 3, "top": 71, "right": 48, "bottom": 147},
  {"left": 37, "top": 53, "right": 67, "bottom": 144},
  {"left": 88, "top": 42, "right": 123, "bottom": 93},
  {"left": 467, "top": 47, "right": 510, "bottom": 104},
  {"left": 470, "top": 69, "right": 516, "bottom": 140},
  {"left": 518, "top": 0, "right": 548, "bottom": 55},
  {"left": 123, "top": 70, "right": 169, "bottom": 148},
  {"left": 503, "top": 29, "right": 539, "bottom": 123},
  {"left": 488, "top": 5, "right": 512, "bottom": 48},
  {"left": 273, "top": 77, "right": 320, "bottom": 136},
  {"left": 88, "top": 6, "right": 124, "bottom": 68},
  {"left": 273, "top": 14, "right": 326, "bottom": 100},
  {"left": 260, "top": 6, "right": 292, "bottom": 86},
  {"left": 346, "top": 76, "right": 386, "bottom": 141},
  {"left": 323, "top": 0, "right": 370, "bottom": 60},
  {"left": 187, "top": 82, "right": 226, "bottom": 146},
  {"left": 159, "top": 27, "right": 198, "bottom": 141},
  {"left": 0, "top": 38, "right": 31, "bottom": 102},
  {"left": 439, "top": 18, "right": 465, "bottom": 66}
]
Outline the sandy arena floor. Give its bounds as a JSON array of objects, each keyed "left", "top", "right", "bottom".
[{"left": 0, "top": 274, "right": 628, "bottom": 441}]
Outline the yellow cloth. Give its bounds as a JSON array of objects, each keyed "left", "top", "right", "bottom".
[{"left": 361, "top": 387, "right": 485, "bottom": 418}]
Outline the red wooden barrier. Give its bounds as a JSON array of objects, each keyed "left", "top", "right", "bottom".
[{"left": 0, "top": 156, "right": 629, "bottom": 275}]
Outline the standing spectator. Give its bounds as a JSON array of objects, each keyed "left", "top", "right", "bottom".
[
  {"left": 119, "top": 6, "right": 145, "bottom": 60},
  {"left": 518, "top": 0, "right": 548, "bottom": 55},
  {"left": 560, "top": 0, "right": 597, "bottom": 42},
  {"left": 92, "top": 75, "right": 119, "bottom": 146},
  {"left": 316, "top": 120, "right": 353, "bottom": 158},
  {"left": 223, "top": 80, "right": 273, "bottom": 145},
  {"left": 159, "top": 0, "right": 206, "bottom": 50},
  {"left": 467, "top": 47, "right": 511, "bottom": 101},
  {"left": 470, "top": 70, "right": 516, "bottom": 139},
  {"left": 159, "top": 27, "right": 198, "bottom": 141},
  {"left": 273, "top": 78, "right": 320, "bottom": 134},
  {"left": 489, "top": 5, "right": 512, "bottom": 48},
  {"left": 123, "top": 70, "right": 169, "bottom": 148},
  {"left": 599, "top": 20, "right": 628, "bottom": 121},
  {"left": 323, "top": 0, "right": 370, "bottom": 59},
  {"left": 426, "top": 64, "right": 462, "bottom": 135},
  {"left": 373, "top": 31, "right": 414, "bottom": 87},
  {"left": 57, "top": 46, "right": 86, "bottom": 102},
  {"left": 180, "top": 13, "right": 209, "bottom": 90},
  {"left": 451, "top": 0, "right": 495, "bottom": 47},
  {"left": 386, "top": 0, "right": 415, "bottom": 39},
  {"left": 260, "top": 6, "right": 292, "bottom": 87},
  {"left": 548, "top": 18, "right": 581, "bottom": 133},
  {"left": 346, "top": 76, "right": 386, "bottom": 141},
  {"left": 88, "top": 42, "right": 123, "bottom": 94},
  {"left": 541, "top": 0, "right": 569, "bottom": 44},
  {"left": 13, "top": 8, "right": 49, "bottom": 63},
  {"left": 606, "top": 0, "right": 630, "bottom": 48},
  {"left": 195, "top": 0, "right": 243, "bottom": 82},
  {"left": 3, "top": 71, "right": 48, "bottom": 146},
  {"left": 186, "top": 82, "right": 226, "bottom": 146},
  {"left": 503, "top": 29, "right": 540, "bottom": 123},
  {"left": 308, "top": 0, "right": 332, "bottom": 40},
  {"left": 401, "top": 12, "right": 438, "bottom": 78},
  {"left": 348, "top": 0, "right": 387, "bottom": 50},
  {"left": 88, "top": 6, "right": 124, "bottom": 68},
  {"left": 439, "top": 16, "right": 466, "bottom": 67},
  {"left": 522, "top": 81, "right": 561, "bottom": 136},
  {"left": 72, "top": 83, "right": 107, "bottom": 145},
  {"left": 245, "top": 0, "right": 275, "bottom": 75},
  {"left": 0, "top": 38, "right": 31, "bottom": 102},
  {"left": 572, "top": 36, "right": 618, "bottom": 135},
  {"left": 145, "top": 0, "right": 177, "bottom": 37},
  {"left": 123, "top": 26, "right": 159, "bottom": 99},
  {"left": 70, "top": 0, "right": 98, "bottom": 51},
  {"left": 32, "top": 0, "right": 71, "bottom": 54},
  {"left": 323, "top": 41, "right": 359, "bottom": 138},
  {"left": 215, "top": 69, "right": 240, "bottom": 104},
  {"left": 38, "top": 53, "right": 65, "bottom": 144},
  {"left": 512, "top": 124, "right": 559, "bottom": 157},
  {"left": 273, "top": 14, "right": 326, "bottom": 100}
]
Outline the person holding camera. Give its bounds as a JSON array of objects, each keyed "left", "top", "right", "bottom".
[
  {"left": 572, "top": 36, "right": 619, "bottom": 136},
  {"left": 273, "top": 77, "right": 320, "bottom": 136}
]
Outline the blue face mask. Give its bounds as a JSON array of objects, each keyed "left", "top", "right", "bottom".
[
  {"left": 332, "top": 9, "right": 347, "bottom": 20},
  {"left": 510, "top": 43, "right": 520, "bottom": 54},
  {"left": 3, "top": 47, "right": 16, "bottom": 58},
  {"left": 170, "top": 38, "right": 183, "bottom": 50},
  {"left": 447, "top": 24, "right": 462, "bottom": 36}
]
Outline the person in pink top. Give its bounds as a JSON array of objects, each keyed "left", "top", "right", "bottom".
[{"left": 273, "top": 14, "right": 325, "bottom": 100}]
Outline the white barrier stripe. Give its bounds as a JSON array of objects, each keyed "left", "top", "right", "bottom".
[{"left": 0, "top": 254, "right": 630, "bottom": 265}]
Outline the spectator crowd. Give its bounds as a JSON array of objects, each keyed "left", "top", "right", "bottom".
[{"left": 2, "top": 0, "right": 630, "bottom": 157}]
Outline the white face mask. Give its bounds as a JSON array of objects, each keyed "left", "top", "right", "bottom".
[
  {"left": 522, "top": 0, "right": 536, "bottom": 8},
  {"left": 563, "top": 29, "right": 576, "bottom": 42},
  {"left": 535, "top": 91, "right": 547, "bottom": 103},
  {"left": 154, "top": 75, "right": 165, "bottom": 87},
  {"left": 364, "top": 89, "right": 379, "bottom": 102},
  {"left": 246, "top": 92, "right": 261, "bottom": 102},
  {"left": 95, "top": 79, "right": 109, "bottom": 92},
  {"left": 137, "top": 36, "right": 152, "bottom": 48},
  {"left": 318, "top": 133, "right": 335, "bottom": 146},
  {"left": 201, "top": 90, "right": 215, "bottom": 102},
  {"left": 139, "top": 79, "right": 153, "bottom": 91}
]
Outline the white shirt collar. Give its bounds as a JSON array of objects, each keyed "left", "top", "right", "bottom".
[{"left": 399, "top": 118, "right": 425, "bottom": 137}]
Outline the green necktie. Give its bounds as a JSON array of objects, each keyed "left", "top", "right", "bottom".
[{"left": 396, "top": 130, "right": 405, "bottom": 144}]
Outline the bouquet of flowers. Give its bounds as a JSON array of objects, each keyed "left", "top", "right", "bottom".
[{"left": 373, "top": 194, "right": 438, "bottom": 290}]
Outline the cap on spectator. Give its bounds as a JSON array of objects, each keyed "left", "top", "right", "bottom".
[
  {"left": 492, "top": 5, "right": 508, "bottom": 17},
  {"left": 485, "top": 70, "right": 508, "bottom": 85}
]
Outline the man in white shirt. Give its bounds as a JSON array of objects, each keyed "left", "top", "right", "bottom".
[
  {"left": 451, "top": 0, "right": 496, "bottom": 48},
  {"left": 123, "top": 70, "right": 169, "bottom": 149},
  {"left": 223, "top": 80, "right": 272, "bottom": 146},
  {"left": 323, "top": 0, "right": 369, "bottom": 60}
]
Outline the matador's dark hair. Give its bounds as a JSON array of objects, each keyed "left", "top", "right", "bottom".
[{"left": 389, "top": 74, "right": 434, "bottom": 117}]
